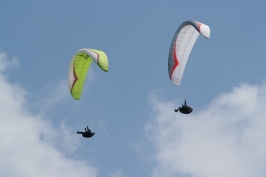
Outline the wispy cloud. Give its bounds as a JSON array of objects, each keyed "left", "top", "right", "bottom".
[
  {"left": 38, "top": 79, "right": 69, "bottom": 112},
  {"left": 146, "top": 83, "right": 266, "bottom": 177},
  {"left": 110, "top": 169, "right": 126, "bottom": 177},
  {"left": 0, "top": 53, "right": 98, "bottom": 177},
  {"left": 0, "top": 53, "right": 19, "bottom": 71}
]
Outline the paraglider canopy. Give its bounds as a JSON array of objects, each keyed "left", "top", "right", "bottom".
[
  {"left": 68, "top": 48, "right": 108, "bottom": 100},
  {"left": 168, "top": 20, "right": 210, "bottom": 87}
]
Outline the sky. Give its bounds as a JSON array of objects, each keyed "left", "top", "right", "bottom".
[{"left": 0, "top": 1, "right": 266, "bottom": 177}]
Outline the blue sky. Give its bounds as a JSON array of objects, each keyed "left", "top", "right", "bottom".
[{"left": 1, "top": 1, "right": 266, "bottom": 177}]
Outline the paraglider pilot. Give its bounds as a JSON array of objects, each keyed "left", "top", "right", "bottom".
[
  {"left": 174, "top": 100, "right": 193, "bottom": 114},
  {"left": 77, "top": 126, "right": 95, "bottom": 138}
]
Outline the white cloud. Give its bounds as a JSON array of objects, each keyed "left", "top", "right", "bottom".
[
  {"left": 0, "top": 53, "right": 20, "bottom": 71},
  {"left": 0, "top": 53, "right": 98, "bottom": 177},
  {"left": 146, "top": 83, "right": 266, "bottom": 177}
]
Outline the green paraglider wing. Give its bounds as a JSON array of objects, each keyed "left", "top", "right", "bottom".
[{"left": 68, "top": 48, "right": 108, "bottom": 100}]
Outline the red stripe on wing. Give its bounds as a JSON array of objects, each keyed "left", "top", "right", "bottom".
[
  {"left": 71, "top": 61, "right": 78, "bottom": 94},
  {"left": 170, "top": 42, "right": 179, "bottom": 79}
]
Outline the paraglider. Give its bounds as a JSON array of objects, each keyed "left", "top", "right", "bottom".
[
  {"left": 68, "top": 48, "right": 108, "bottom": 100},
  {"left": 168, "top": 20, "right": 210, "bottom": 114},
  {"left": 77, "top": 126, "right": 95, "bottom": 138},
  {"left": 68, "top": 48, "right": 108, "bottom": 136},
  {"left": 174, "top": 100, "right": 193, "bottom": 114}
]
